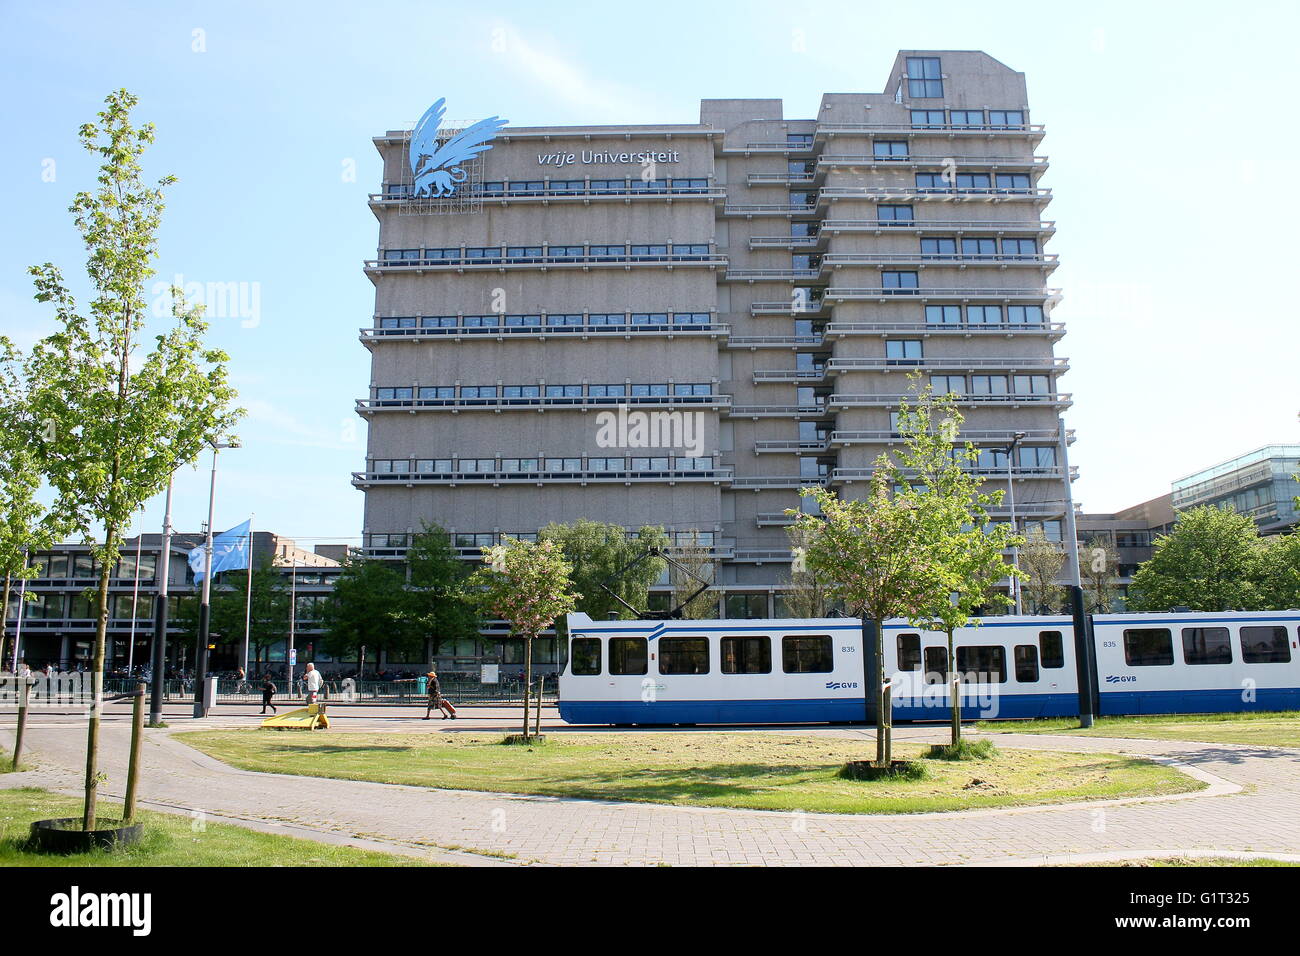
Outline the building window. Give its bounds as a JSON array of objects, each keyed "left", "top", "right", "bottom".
[
  {"left": 878, "top": 204, "right": 914, "bottom": 224},
  {"left": 910, "top": 109, "right": 946, "bottom": 128},
  {"left": 874, "top": 140, "right": 909, "bottom": 159},
  {"left": 1002, "top": 238, "right": 1037, "bottom": 258},
  {"left": 886, "top": 339, "right": 923, "bottom": 364},
  {"left": 782, "top": 634, "right": 834, "bottom": 673},
  {"left": 961, "top": 237, "right": 997, "bottom": 257},
  {"left": 949, "top": 109, "right": 985, "bottom": 128},
  {"left": 925, "top": 304, "right": 961, "bottom": 325},
  {"left": 921, "top": 237, "right": 956, "bottom": 258},
  {"left": 1123, "top": 628, "right": 1174, "bottom": 666},
  {"left": 997, "top": 173, "right": 1032, "bottom": 192},
  {"left": 931, "top": 374, "right": 966, "bottom": 396},
  {"left": 967, "top": 305, "right": 1002, "bottom": 325},
  {"left": 989, "top": 110, "right": 1025, "bottom": 128},
  {"left": 721, "top": 636, "right": 771, "bottom": 674},
  {"left": 1019, "top": 446, "right": 1057, "bottom": 469},
  {"left": 1008, "top": 305, "right": 1045, "bottom": 325},
  {"left": 1014, "top": 374, "right": 1051, "bottom": 397},
  {"left": 881, "top": 271, "right": 919, "bottom": 292},
  {"left": 725, "top": 593, "right": 769, "bottom": 619},
  {"left": 659, "top": 637, "right": 709, "bottom": 675},
  {"left": 905, "top": 57, "right": 943, "bottom": 98}
]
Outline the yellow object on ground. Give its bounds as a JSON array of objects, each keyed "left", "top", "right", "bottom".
[{"left": 261, "top": 701, "right": 330, "bottom": 730}]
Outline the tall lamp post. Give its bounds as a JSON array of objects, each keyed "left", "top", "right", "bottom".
[
  {"left": 1005, "top": 431, "right": 1027, "bottom": 615},
  {"left": 149, "top": 474, "right": 174, "bottom": 727},
  {"left": 194, "top": 439, "right": 239, "bottom": 718}
]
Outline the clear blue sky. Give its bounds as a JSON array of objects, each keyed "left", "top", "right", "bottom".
[{"left": 3, "top": 0, "right": 1297, "bottom": 546}]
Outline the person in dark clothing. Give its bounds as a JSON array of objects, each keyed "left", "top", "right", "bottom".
[
  {"left": 422, "top": 670, "right": 457, "bottom": 720},
  {"left": 260, "top": 677, "right": 277, "bottom": 715}
]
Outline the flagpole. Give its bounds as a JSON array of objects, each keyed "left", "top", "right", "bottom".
[{"left": 243, "top": 515, "right": 254, "bottom": 676}]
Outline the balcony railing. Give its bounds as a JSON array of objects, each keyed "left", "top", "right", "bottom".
[
  {"left": 825, "top": 356, "right": 1069, "bottom": 374},
  {"left": 818, "top": 218, "right": 1056, "bottom": 234},
  {"left": 828, "top": 392, "right": 1071, "bottom": 409},
  {"left": 357, "top": 394, "right": 732, "bottom": 413},
  {"left": 829, "top": 428, "right": 1074, "bottom": 446},
  {"left": 371, "top": 182, "right": 724, "bottom": 203},
  {"left": 353, "top": 467, "right": 733, "bottom": 487},
  {"left": 815, "top": 123, "right": 1045, "bottom": 137},
  {"left": 366, "top": 251, "right": 727, "bottom": 273},
  {"left": 823, "top": 286, "right": 1061, "bottom": 302},
  {"left": 823, "top": 320, "right": 1065, "bottom": 338},
  {"left": 360, "top": 321, "right": 727, "bottom": 344},
  {"left": 726, "top": 254, "right": 1057, "bottom": 281},
  {"left": 817, "top": 154, "right": 1048, "bottom": 169}
]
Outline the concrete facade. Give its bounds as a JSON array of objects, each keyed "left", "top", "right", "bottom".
[{"left": 358, "top": 51, "right": 1076, "bottom": 611}]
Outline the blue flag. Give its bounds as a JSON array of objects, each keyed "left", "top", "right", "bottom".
[{"left": 189, "top": 519, "right": 252, "bottom": 586}]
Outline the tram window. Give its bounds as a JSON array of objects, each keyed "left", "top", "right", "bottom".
[
  {"left": 721, "top": 636, "right": 771, "bottom": 674},
  {"left": 1013, "top": 645, "right": 1039, "bottom": 682},
  {"left": 1182, "top": 627, "right": 1232, "bottom": 665},
  {"left": 924, "top": 646, "right": 948, "bottom": 685},
  {"left": 609, "top": 637, "right": 648, "bottom": 675},
  {"left": 1241, "top": 626, "right": 1291, "bottom": 664},
  {"left": 782, "top": 635, "right": 834, "bottom": 673},
  {"left": 1039, "top": 631, "right": 1064, "bottom": 668},
  {"left": 897, "top": 633, "right": 922, "bottom": 671},
  {"left": 570, "top": 638, "right": 601, "bottom": 675},
  {"left": 660, "top": 637, "right": 710, "bottom": 675},
  {"left": 956, "top": 646, "right": 1006, "bottom": 683},
  {"left": 1123, "top": 628, "right": 1174, "bottom": 666}
]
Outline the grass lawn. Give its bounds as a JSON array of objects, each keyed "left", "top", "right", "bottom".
[
  {"left": 0, "top": 788, "right": 423, "bottom": 867},
  {"left": 976, "top": 711, "right": 1300, "bottom": 748},
  {"left": 178, "top": 730, "right": 1201, "bottom": 815}
]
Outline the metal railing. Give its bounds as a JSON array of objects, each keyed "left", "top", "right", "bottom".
[{"left": 87, "top": 677, "right": 561, "bottom": 706}]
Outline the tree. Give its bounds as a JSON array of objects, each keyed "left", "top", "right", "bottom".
[
  {"left": 174, "top": 557, "right": 290, "bottom": 672},
  {"left": 1019, "top": 528, "right": 1066, "bottom": 614},
  {"left": 468, "top": 538, "right": 578, "bottom": 741},
  {"left": 908, "top": 408, "right": 1019, "bottom": 748},
  {"left": 25, "top": 91, "right": 241, "bottom": 830},
  {"left": 1127, "top": 506, "right": 1264, "bottom": 612},
  {"left": 1258, "top": 532, "right": 1300, "bottom": 611},
  {"left": 320, "top": 558, "right": 420, "bottom": 676},
  {"left": 670, "top": 530, "right": 718, "bottom": 619},
  {"left": 406, "top": 522, "right": 479, "bottom": 659},
  {"left": 540, "top": 520, "right": 668, "bottom": 621},
  {"left": 1080, "top": 535, "right": 1121, "bottom": 613},
  {"left": 0, "top": 337, "right": 63, "bottom": 670},
  {"left": 784, "top": 525, "right": 833, "bottom": 618},
  {"left": 789, "top": 380, "right": 997, "bottom": 768}
]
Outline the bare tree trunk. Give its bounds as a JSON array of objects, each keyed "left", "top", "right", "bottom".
[
  {"left": 948, "top": 627, "right": 960, "bottom": 747},
  {"left": 522, "top": 635, "right": 533, "bottom": 741},
  {"left": 84, "top": 524, "right": 117, "bottom": 830}
]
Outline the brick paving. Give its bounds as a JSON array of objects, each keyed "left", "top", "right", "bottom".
[{"left": 2, "top": 703, "right": 1298, "bottom": 866}]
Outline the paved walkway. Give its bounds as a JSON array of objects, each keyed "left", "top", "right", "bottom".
[{"left": 3, "top": 703, "right": 1299, "bottom": 866}]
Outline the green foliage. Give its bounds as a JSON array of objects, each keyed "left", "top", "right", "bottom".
[
  {"left": 789, "top": 377, "right": 1020, "bottom": 765},
  {"left": 320, "top": 558, "right": 420, "bottom": 670},
  {"left": 1127, "top": 506, "right": 1266, "bottom": 612},
  {"left": 1257, "top": 532, "right": 1300, "bottom": 611},
  {"left": 467, "top": 538, "right": 579, "bottom": 640},
  {"left": 174, "top": 557, "right": 289, "bottom": 667},
  {"left": 539, "top": 519, "right": 667, "bottom": 621},
  {"left": 406, "top": 521, "right": 479, "bottom": 650},
  {"left": 22, "top": 90, "right": 241, "bottom": 830},
  {"left": 1019, "top": 527, "right": 1066, "bottom": 613},
  {"left": 670, "top": 530, "right": 718, "bottom": 619},
  {"left": 1081, "top": 535, "right": 1121, "bottom": 613}
]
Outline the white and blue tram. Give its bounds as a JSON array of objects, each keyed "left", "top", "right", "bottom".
[{"left": 557, "top": 610, "right": 1300, "bottom": 725}]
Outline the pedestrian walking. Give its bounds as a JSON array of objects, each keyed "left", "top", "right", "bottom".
[
  {"left": 260, "top": 676, "right": 277, "bottom": 715},
  {"left": 422, "top": 669, "right": 457, "bottom": 720},
  {"left": 303, "top": 662, "right": 323, "bottom": 705}
]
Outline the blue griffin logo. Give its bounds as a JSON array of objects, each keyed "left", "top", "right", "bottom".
[{"left": 409, "top": 98, "right": 508, "bottom": 198}]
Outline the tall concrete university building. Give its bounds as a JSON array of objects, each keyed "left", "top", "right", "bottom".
[{"left": 357, "top": 50, "right": 1078, "bottom": 616}]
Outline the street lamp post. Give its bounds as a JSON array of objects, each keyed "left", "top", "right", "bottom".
[
  {"left": 1005, "top": 431, "right": 1027, "bottom": 615},
  {"left": 149, "top": 474, "right": 174, "bottom": 727},
  {"left": 193, "top": 439, "right": 238, "bottom": 718}
]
